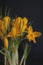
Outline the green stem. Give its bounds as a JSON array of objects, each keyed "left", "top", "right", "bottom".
[
  {"left": 4, "top": 56, "right": 6, "bottom": 65},
  {"left": 24, "top": 60, "right": 25, "bottom": 65},
  {"left": 20, "top": 55, "right": 24, "bottom": 65},
  {"left": 0, "top": 51, "right": 7, "bottom": 56},
  {"left": 11, "top": 49, "right": 18, "bottom": 65}
]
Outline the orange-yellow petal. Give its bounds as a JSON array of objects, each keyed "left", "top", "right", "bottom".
[
  {"left": 33, "top": 31, "right": 42, "bottom": 37},
  {"left": 3, "top": 16, "right": 10, "bottom": 30},
  {"left": 15, "top": 17, "right": 22, "bottom": 28},
  {"left": 8, "top": 27, "right": 18, "bottom": 39},
  {"left": 33, "top": 38, "right": 36, "bottom": 43},
  {"left": 3, "top": 16, "right": 10, "bottom": 23},
  {"left": 0, "top": 20, "right": 5, "bottom": 33},
  {"left": 27, "top": 25, "right": 33, "bottom": 34},
  {"left": 26, "top": 33, "right": 36, "bottom": 43},
  {"left": 23, "top": 17, "right": 28, "bottom": 25},
  {"left": 4, "top": 37, "right": 8, "bottom": 49}
]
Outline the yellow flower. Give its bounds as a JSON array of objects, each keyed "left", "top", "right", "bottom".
[
  {"left": 22, "top": 17, "right": 28, "bottom": 25},
  {"left": 20, "top": 17, "right": 28, "bottom": 33},
  {"left": 26, "top": 25, "right": 42, "bottom": 43},
  {"left": 7, "top": 26, "right": 22, "bottom": 39},
  {"left": 14, "top": 17, "right": 22, "bottom": 28},
  {"left": 12, "top": 17, "right": 28, "bottom": 34},
  {"left": 0, "top": 20, "right": 5, "bottom": 33},
  {"left": 3, "top": 16, "right": 10, "bottom": 30},
  {"left": 4, "top": 37, "right": 8, "bottom": 49},
  {"left": 11, "top": 27, "right": 17, "bottom": 37},
  {"left": 7, "top": 27, "right": 18, "bottom": 39}
]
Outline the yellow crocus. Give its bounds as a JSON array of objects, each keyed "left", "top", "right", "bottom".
[
  {"left": 22, "top": 17, "right": 28, "bottom": 25},
  {"left": 14, "top": 17, "right": 22, "bottom": 28},
  {"left": 3, "top": 16, "right": 10, "bottom": 30},
  {"left": 26, "top": 25, "right": 42, "bottom": 43},
  {"left": 4, "top": 37, "right": 8, "bottom": 49},
  {"left": 0, "top": 20, "right": 5, "bottom": 33},
  {"left": 11, "top": 27, "right": 17, "bottom": 38},
  {"left": 12, "top": 17, "right": 28, "bottom": 34},
  {"left": 12, "top": 17, "right": 23, "bottom": 34},
  {"left": 20, "top": 17, "right": 28, "bottom": 33},
  {"left": 7, "top": 27, "right": 18, "bottom": 39},
  {"left": 7, "top": 26, "right": 22, "bottom": 39}
]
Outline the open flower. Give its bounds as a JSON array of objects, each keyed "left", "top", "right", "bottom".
[{"left": 26, "top": 25, "right": 42, "bottom": 43}]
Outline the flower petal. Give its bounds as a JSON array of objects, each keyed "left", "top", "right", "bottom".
[
  {"left": 4, "top": 37, "right": 9, "bottom": 49},
  {"left": 23, "top": 17, "right": 28, "bottom": 25},
  {"left": 27, "top": 25, "right": 33, "bottom": 34},
  {"left": 33, "top": 38, "right": 36, "bottom": 43},
  {"left": 33, "top": 32, "right": 42, "bottom": 37}
]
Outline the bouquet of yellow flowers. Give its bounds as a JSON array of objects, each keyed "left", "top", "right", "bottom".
[{"left": 0, "top": 14, "right": 42, "bottom": 65}]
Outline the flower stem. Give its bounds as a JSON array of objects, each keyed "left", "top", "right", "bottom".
[
  {"left": 4, "top": 56, "right": 6, "bottom": 65},
  {"left": 24, "top": 60, "right": 25, "bottom": 65},
  {"left": 20, "top": 55, "right": 24, "bottom": 65}
]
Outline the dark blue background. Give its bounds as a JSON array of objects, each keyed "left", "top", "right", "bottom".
[{"left": 0, "top": 0, "right": 43, "bottom": 65}]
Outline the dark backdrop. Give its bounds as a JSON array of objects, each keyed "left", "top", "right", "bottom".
[{"left": 0, "top": 0, "right": 43, "bottom": 65}]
